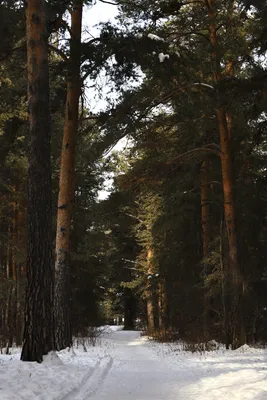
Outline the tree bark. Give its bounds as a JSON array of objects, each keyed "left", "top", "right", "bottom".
[
  {"left": 200, "top": 160, "right": 210, "bottom": 258},
  {"left": 146, "top": 248, "right": 155, "bottom": 333},
  {"left": 206, "top": 0, "right": 245, "bottom": 348},
  {"left": 6, "top": 224, "right": 11, "bottom": 279},
  {"left": 16, "top": 209, "right": 23, "bottom": 346},
  {"left": 200, "top": 159, "right": 210, "bottom": 338},
  {"left": 54, "top": 0, "right": 83, "bottom": 350},
  {"left": 219, "top": 213, "right": 231, "bottom": 348},
  {"left": 10, "top": 203, "right": 17, "bottom": 347},
  {"left": 158, "top": 280, "right": 167, "bottom": 332},
  {"left": 123, "top": 288, "right": 135, "bottom": 330},
  {"left": 21, "top": 0, "right": 54, "bottom": 362},
  {"left": 217, "top": 109, "right": 245, "bottom": 347}
]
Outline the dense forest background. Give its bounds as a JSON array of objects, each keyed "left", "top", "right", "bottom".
[{"left": 1, "top": 0, "right": 267, "bottom": 361}]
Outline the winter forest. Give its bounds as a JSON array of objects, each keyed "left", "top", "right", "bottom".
[{"left": 1, "top": 0, "right": 267, "bottom": 398}]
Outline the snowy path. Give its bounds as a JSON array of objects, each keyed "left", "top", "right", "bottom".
[
  {"left": 1, "top": 328, "right": 267, "bottom": 399},
  {"left": 89, "top": 330, "right": 188, "bottom": 400},
  {"left": 62, "top": 355, "right": 113, "bottom": 400},
  {"left": 84, "top": 330, "right": 267, "bottom": 400}
]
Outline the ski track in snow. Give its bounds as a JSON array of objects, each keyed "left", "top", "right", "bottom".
[
  {"left": 89, "top": 331, "right": 202, "bottom": 400},
  {"left": 61, "top": 355, "right": 113, "bottom": 400},
  {"left": 0, "top": 328, "right": 267, "bottom": 399}
]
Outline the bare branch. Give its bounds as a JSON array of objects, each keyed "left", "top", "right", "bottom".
[
  {"left": 48, "top": 44, "right": 68, "bottom": 63},
  {"left": 99, "top": 0, "right": 118, "bottom": 4},
  {"left": 167, "top": 145, "right": 221, "bottom": 166},
  {"left": 60, "top": 19, "right": 72, "bottom": 36}
]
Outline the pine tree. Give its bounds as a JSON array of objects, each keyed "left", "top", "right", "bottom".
[
  {"left": 54, "top": 0, "right": 84, "bottom": 351},
  {"left": 21, "top": 0, "right": 54, "bottom": 362}
]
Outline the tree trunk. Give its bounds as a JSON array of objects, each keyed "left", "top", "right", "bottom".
[
  {"left": 200, "top": 159, "right": 215, "bottom": 340},
  {"left": 200, "top": 160, "right": 210, "bottom": 258},
  {"left": 220, "top": 213, "right": 231, "bottom": 348},
  {"left": 123, "top": 288, "right": 135, "bottom": 330},
  {"left": 16, "top": 209, "right": 23, "bottom": 346},
  {"left": 11, "top": 203, "right": 17, "bottom": 282},
  {"left": 206, "top": 0, "right": 245, "bottom": 348},
  {"left": 146, "top": 248, "right": 155, "bottom": 333},
  {"left": 158, "top": 280, "right": 167, "bottom": 332},
  {"left": 54, "top": 1, "right": 83, "bottom": 350},
  {"left": 10, "top": 203, "right": 17, "bottom": 347},
  {"left": 200, "top": 159, "right": 210, "bottom": 338},
  {"left": 158, "top": 283, "right": 163, "bottom": 331},
  {"left": 21, "top": 0, "right": 54, "bottom": 362},
  {"left": 6, "top": 224, "right": 11, "bottom": 279},
  {"left": 217, "top": 108, "right": 245, "bottom": 347},
  {"left": 147, "top": 297, "right": 155, "bottom": 333}
]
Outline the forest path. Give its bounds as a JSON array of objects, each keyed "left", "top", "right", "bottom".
[
  {"left": 88, "top": 330, "right": 197, "bottom": 400},
  {"left": 1, "top": 328, "right": 266, "bottom": 399}
]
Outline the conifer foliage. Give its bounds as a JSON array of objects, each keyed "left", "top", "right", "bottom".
[{"left": 0, "top": 0, "right": 267, "bottom": 360}]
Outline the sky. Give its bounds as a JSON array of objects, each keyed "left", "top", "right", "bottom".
[
  {"left": 83, "top": 1, "right": 119, "bottom": 112},
  {"left": 84, "top": 1, "right": 119, "bottom": 37},
  {"left": 83, "top": 1, "right": 123, "bottom": 200}
]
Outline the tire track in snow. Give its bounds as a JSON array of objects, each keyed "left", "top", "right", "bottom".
[{"left": 60, "top": 355, "right": 113, "bottom": 400}]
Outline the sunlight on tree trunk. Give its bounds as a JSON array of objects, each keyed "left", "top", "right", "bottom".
[{"left": 54, "top": 0, "right": 83, "bottom": 351}]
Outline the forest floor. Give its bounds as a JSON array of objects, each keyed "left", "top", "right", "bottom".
[{"left": 0, "top": 326, "right": 267, "bottom": 399}]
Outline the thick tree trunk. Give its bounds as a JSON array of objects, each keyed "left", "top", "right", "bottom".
[
  {"left": 206, "top": 0, "right": 245, "bottom": 348},
  {"left": 217, "top": 110, "right": 238, "bottom": 275},
  {"left": 54, "top": 1, "right": 83, "bottom": 350},
  {"left": 217, "top": 109, "right": 245, "bottom": 347},
  {"left": 21, "top": 0, "right": 54, "bottom": 362}
]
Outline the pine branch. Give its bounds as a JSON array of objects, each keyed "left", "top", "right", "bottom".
[{"left": 167, "top": 144, "right": 221, "bottom": 166}]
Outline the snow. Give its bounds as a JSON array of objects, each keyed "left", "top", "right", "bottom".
[
  {"left": 192, "top": 82, "right": 214, "bottom": 90},
  {"left": 158, "top": 53, "right": 170, "bottom": 62},
  {"left": 0, "top": 329, "right": 266, "bottom": 399},
  {"left": 148, "top": 33, "right": 165, "bottom": 42}
]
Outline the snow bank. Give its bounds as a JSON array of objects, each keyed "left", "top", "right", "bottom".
[
  {"left": 234, "top": 343, "right": 256, "bottom": 353},
  {"left": 147, "top": 340, "right": 267, "bottom": 399},
  {"left": 103, "top": 324, "right": 123, "bottom": 332},
  {"left": 0, "top": 344, "right": 104, "bottom": 400},
  {"left": 0, "top": 357, "right": 89, "bottom": 400},
  {"left": 43, "top": 351, "right": 63, "bottom": 365},
  {"left": 0, "top": 332, "right": 266, "bottom": 400}
]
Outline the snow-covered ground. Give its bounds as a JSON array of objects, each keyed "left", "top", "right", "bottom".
[{"left": 0, "top": 327, "right": 266, "bottom": 399}]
